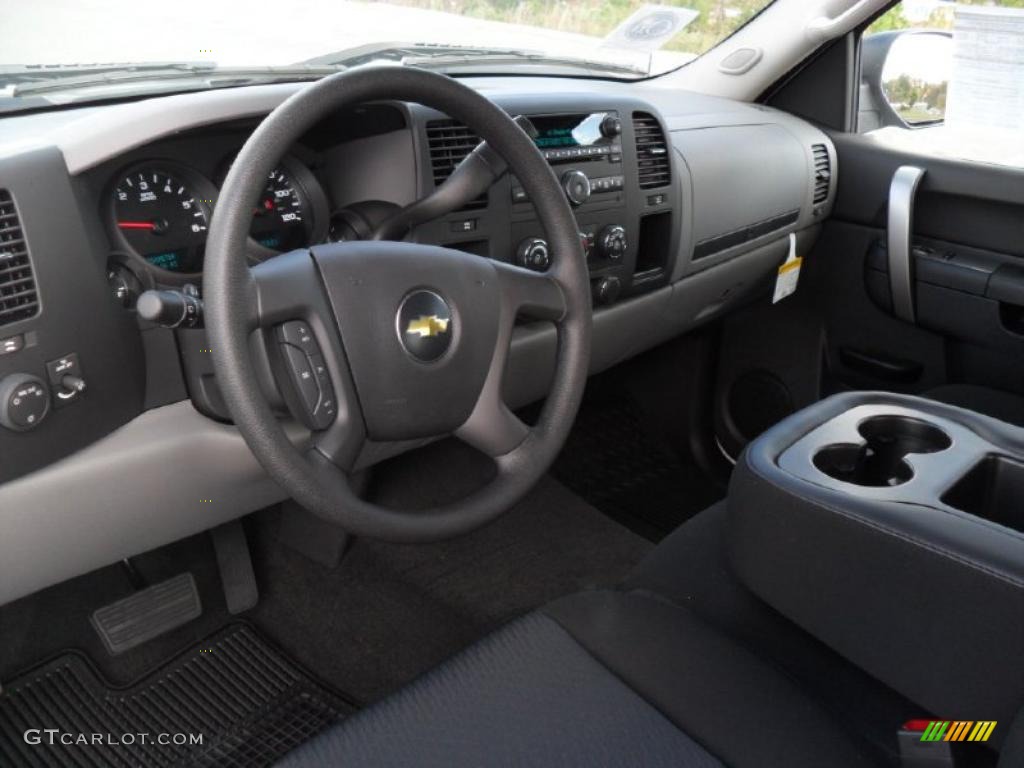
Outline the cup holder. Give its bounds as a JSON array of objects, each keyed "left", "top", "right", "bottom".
[
  {"left": 813, "top": 415, "right": 952, "bottom": 487},
  {"left": 857, "top": 415, "right": 952, "bottom": 455}
]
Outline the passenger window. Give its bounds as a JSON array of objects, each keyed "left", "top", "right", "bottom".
[{"left": 858, "top": 1, "right": 1024, "bottom": 168}]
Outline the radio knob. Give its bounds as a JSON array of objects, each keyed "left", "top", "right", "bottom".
[
  {"left": 561, "top": 170, "right": 591, "bottom": 206},
  {"left": 600, "top": 115, "right": 622, "bottom": 138},
  {"left": 593, "top": 276, "right": 622, "bottom": 306},
  {"left": 0, "top": 373, "right": 50, "bottom": 432},
  {"left": 597, "top": 225, "right": 627, "bottom": 261},
  {"left": 516, "top": 237, "right": 550, "bottom": 271}
]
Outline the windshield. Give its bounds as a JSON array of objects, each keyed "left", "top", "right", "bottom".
[{"left": 0, "top": 1, "right": 773, "bottom": 109}]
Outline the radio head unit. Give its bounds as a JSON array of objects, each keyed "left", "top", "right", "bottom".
[{"left": 529, "top": 112, "right": 622, "bottom": 161}]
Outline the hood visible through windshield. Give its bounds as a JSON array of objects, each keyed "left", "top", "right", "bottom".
[{"left": 0, "top": 0, "right": 774, "bottom": 101}]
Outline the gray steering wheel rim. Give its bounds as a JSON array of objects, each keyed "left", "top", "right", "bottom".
[{"left": 204, "top": 66, "right": 591, "bottom": 542}]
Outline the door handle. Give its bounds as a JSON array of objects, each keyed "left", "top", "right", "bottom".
[
  {"left": 887, "top": 166, "right": 926, "bottom": 324},
  {"left": 839, "top": 347, "right": 923, "bottom": 383}
]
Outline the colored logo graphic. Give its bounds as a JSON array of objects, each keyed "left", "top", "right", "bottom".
[
  {"left": 905, "top": 720, "right": 997, "bottom": 743},
  {"left": 406, "top": 315, "right": 450, "bottom": 339},
  {"left": 397, "top": 290, "right": 454, "bottom": 363}
]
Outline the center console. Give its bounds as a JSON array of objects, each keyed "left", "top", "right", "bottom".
[{"left": 729, "top": 392, "right": 1024, "bottom": 741}]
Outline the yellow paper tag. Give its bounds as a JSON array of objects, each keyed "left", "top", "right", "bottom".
[{"left": 773, "top": 233, "right": 802, "bottom": 304}]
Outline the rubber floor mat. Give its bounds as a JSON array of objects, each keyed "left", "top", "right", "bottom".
[
  {"left": 0, "top": 623, "right": 355, "bottom": 767},
  {"left": 551, "top": 395, "right": 724, "bottom": 540}
]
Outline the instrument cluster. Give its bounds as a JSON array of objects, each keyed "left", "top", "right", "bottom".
[{"left": 106, "top": 155, "right": 329, "bottom": 279}]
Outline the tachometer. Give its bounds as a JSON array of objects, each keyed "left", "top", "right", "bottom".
[{"left": 109, "top": 164, "right": 217, "bottom": 276}]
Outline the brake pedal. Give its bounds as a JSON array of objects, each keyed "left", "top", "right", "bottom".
[{"left": 91, "top": 572, "right": 202, "bottom": 655}]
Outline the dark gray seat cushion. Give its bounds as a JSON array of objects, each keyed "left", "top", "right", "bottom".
[
  {"left": 276, "top": 608, "right": 721, "bottom": 768},
  {"left": 277, "top": 588, "right": 879, "bottom": 767}
]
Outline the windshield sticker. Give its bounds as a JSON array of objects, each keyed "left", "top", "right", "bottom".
[{"left": 601, "top": 4, "right": 700, "bottom": 53}]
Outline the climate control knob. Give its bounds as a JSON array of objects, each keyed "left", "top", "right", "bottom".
[
  {"left": 593, "top": 276, "right": 622, "bottom": 306},
  {"left": 561, "top": 170, "right": 591, "bottom": 206},
  {"left": 516, "top": 237, "right": 550, "bottom": 271},
  {"left": 0, "top": 373, "right": 50, "bottom": 432},
  {"left": 597, "top": 225, "right": 627, "bottom": 261}
]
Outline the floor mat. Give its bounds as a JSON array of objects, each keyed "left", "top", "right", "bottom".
[
  {"left": 0, "top": 623, "right": 354, "bottom": 768},
  {"left": 249, "top": 440, "right": 652, "bottom": 704},
  {"left": 551, "top": 394, "right": 724, "bottom": 540},
  {"left": 0, "top": 440, "right": 653, "bottom": 720}
]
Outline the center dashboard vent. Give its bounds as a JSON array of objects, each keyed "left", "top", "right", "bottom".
[
  {"left": 0, "top": 190, "right": 39, "bottom": 327},
  {"left": 425, "top": 120, "right": 487, "bottom": 210},
  {"left": 812, "top": 143, "right": 831, "bottom": 204},
  {"left": 632, "top": 112, "right": 671, "bottom": 189}
]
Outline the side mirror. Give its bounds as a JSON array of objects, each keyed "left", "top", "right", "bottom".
[{"left": 860, "top": 30, "right": 952, "bottom": 131}]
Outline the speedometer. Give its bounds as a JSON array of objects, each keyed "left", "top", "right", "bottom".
[
  {"left": 109, "top": 163, "right": 217, "bottom": 277},
  {"left": 251, "top": 168, "right": 309, "bottom": 252},
  {"left": 241, "top": 157, "right": 329, "bottom": 260}
]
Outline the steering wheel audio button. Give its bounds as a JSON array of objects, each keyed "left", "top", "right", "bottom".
[
  {"left": 277, "top": 320, "right": 319, "bottom": 355},
  {"left": 277, "top": 325, "right": 336, "bottom": 430},
  {"left": 281, "top": 343, "right": 321, "bottom": 412},
  {"left": 310, "top": 354, "right": 337, "bottom": 424}
]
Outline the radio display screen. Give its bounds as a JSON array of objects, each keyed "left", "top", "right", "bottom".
[{"left": 531, "top": 113, "right": 607, "bottom": 149}]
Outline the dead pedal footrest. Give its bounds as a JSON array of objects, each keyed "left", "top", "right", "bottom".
[{"left": 91, "top": 572, "right": 202, "bottom": 655}]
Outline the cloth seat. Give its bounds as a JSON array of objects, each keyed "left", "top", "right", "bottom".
[{"left": 276, "top": 587, "right": 880, "bottom": 767}]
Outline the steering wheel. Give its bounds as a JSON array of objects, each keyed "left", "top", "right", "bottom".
[{"left": 204, "top": 67, "right": 591, "bottom": 542}]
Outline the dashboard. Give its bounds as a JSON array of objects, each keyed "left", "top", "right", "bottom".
[
  {"left": 87, "top": 101, "right": 670, "bottom": 308},
  {"left": 0, "top": 75, "right": 836, "bottom": 606}
]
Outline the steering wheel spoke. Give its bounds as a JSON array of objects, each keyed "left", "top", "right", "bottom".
[
  {"left": 456, "top": 395, "right": 530, "bottom": 458},
  {"left": 454, "top": 260, "right": 564, "bottom": 458},
  {"left": 249, "top": 249, "right": 366, "bottom": 469},
  {"left": 492, "top": 260, "right": 567, "bottom": 322}
]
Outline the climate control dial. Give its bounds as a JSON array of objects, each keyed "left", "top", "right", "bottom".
[
  {"left": 597, "top": 225, "right": 627, "bottom": 261},
  {"left": 593, "top": 276, "right": 622, "bottom": 306},
  {"left": 516, "top": 237, "right": 550, "bottom": 271}
]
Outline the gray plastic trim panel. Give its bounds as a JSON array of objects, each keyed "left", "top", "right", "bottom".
[
  {"left": 0, "top": 401, "right": 305, "bottom": 606},
  {"left": 779, "top": 403, "right": 991, "bottom": 507}
]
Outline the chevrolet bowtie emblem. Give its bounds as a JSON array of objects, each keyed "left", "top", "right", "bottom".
[{"left": 406, "top": 314, "right": 450, "bottom": 339}]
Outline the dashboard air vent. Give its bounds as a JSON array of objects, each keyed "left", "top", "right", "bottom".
[
  {"left": 426, "top": 119, "right": 487, "bottom": 210},
  {"left": 812, "top": 143, "right": 831, "bottom": 204},
  {"left": 632, "top": 112, "right": 671, "bottom": 190},
  {"left": 0, "top": 190, "right": 39, "bottom": 327}
]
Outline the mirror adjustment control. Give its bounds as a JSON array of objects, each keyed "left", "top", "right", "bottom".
[
  {"left": 0, "top": 373, "right": 50, "bottom": 431},
  {"left": 275, "top": 322, "right": 336, "bottom": 430}
]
